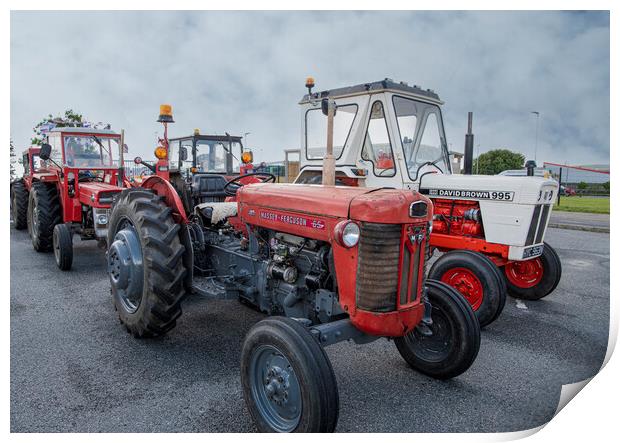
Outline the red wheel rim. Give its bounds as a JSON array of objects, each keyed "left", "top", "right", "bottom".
[
  {"left": 441, "top": 267, "right": 484, "bottom": 310},
  {"left": 504, "top": 258, "right": 544, "bottom": 288}
]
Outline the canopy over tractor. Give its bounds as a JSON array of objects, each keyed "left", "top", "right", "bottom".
[
  {"left": 105, "top": 104, "right": 481, "bottom": 432},
  {"left": 295, "top": 78, "right": 562, "bottom": 326}
]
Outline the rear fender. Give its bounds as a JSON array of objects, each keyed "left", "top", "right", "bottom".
[{"left": 141, "top": 175, "right": 188, "bottom": 223}]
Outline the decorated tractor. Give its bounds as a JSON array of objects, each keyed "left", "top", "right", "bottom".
[
  {"left": 295, "top": 78, "right": 562, "bottom": 327},
  {"left": 106, "top": 105, "right": 481, "bottom": 432},
  {"left": 10, "top": 127, "right": 128, "bottom": 270}
]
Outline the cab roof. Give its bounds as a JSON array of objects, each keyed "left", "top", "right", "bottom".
[
  {"left": 299, "top": 78, "right": 443, "bottom": 105},
  {"left": 49, "top": 127, "right": 119, "bottom": 136},
  {"left": 169, "top": 134, "right": 243, "bottom": 143}
]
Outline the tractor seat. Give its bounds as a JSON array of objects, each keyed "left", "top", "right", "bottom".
[
  {"left": 195, "top": 202, "right": 238, "bottom": 225},
  {"left": 192, "top": 174, "right": 228, "bottom": 203}
]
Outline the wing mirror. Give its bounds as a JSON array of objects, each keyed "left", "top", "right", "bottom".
[
  {"left": 180, "top": 146, "right": 188, "bottom": 161},
  {"left": 39, "top": 143, "right": 52, "bottom": 160}
]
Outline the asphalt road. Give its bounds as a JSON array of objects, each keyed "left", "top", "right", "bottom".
[
  {"left": 10, "top": 226, "right": 609, "bottom": 433},
  {"left": 549, "top": 211, "right": 610, "bottom": 232}
]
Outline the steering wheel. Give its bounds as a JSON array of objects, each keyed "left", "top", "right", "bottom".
[{"left": 224, "top": 172, "right": 276, "bottom": 196}]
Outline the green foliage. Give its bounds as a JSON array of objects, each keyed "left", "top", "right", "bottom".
[
  {"left": 31, "top": 109, "right": 85, "bottom": 145},
  {"left": 472, "top": 149, "right": 525, "bottom": 175},
  {"left": 577, "top": 181, "right": 588, "bottom": 190},
  {"left": 10, "top": 137, "right": 16, "bottom": 180}
]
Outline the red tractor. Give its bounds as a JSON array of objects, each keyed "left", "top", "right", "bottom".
[
  {"left": 106, "top": 106, "right": 481, "bottom": 432},
  {"left": 11, "top": 127, "right": 128, "bottom": 271}
]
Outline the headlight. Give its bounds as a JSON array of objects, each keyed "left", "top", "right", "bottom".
[
  {"left": 97, "top": 214, "right": 108, "bottom": 225},
  {"left": 335, "top": 220, "right": 360, "bottom": 248}
]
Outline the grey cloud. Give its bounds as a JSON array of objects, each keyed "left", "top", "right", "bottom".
[{"left": 11, "top": 11, "right": 609, "bottom": 166}]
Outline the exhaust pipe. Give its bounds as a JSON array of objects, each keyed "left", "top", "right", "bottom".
[
  {"left": 322, "top": 99, "right": 337, "bottom": 186},
  {"left": 463, "top": 112, "right": 474, "bottom": 175}
]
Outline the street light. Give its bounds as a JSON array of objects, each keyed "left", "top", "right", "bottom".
[
  {"left": 531, "top": 111, "right": 540, "bottom": 163},
  {"left": 244, "top": 132, "right": 251, "bottom": 148}
]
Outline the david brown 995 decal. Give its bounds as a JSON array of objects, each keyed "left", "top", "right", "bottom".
[{"left": 420, "top": 188, "right": 515, "bottom": 201}]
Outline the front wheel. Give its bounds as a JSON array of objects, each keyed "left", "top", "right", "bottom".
[
  {"left": 503, "top": 242, "right": 562, "bottom": 300},
  {"left": 241, "top": 317, "right": 339, "bottom": 432},
  {"left": 429, "top": 250, "right": 505, "bottom": 327},
  {"left": 53, "top": 224, "right": 73, "bottom": 271},
  {"left": 394, "top": 280, "right": 481, "bottom": 380}
]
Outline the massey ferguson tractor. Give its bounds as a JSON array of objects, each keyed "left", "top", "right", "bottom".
[
  {"left": 10, "top": 127, "right": 128, "bottom": 271},
  {"left": 295, "top": 78, "right": 562, "bottom": 327},
  {"left": 106, "top": 105, "right": 481, "bottom": 432}
]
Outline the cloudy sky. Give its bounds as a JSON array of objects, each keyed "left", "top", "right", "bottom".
[{"left": 11, "top": 11, "right": 609, "bottom": 167}]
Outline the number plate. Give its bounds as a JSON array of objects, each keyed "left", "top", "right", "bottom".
[{"left": 522, "top": 244, "right": 544, "bottom": 259}]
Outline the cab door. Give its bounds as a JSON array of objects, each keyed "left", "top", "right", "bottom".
[{"left": 356, "top": 95, "right": 407, "bottom": 189}]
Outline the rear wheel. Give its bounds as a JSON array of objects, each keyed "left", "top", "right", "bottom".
[
  {"left": 11, "top": 180, "right": 29, "bottom": 230},
  {"left": 503, "top": 242, "right": 562, "bottom": 300},
  {"left": 241, "top": 317, "right": 339, "bottom": 432},
  {"left": 429, "top": 250, "right": 505, "bottom": 327},
  {"left": 27, "top": 182, "right": 61, "bottom": 252},
  {"left": 53, "top": 224, "right": 73, "bottom": 271},
  {"left": 107, "top": 188, "right": 187, "bottom": 338},
  {"left": 394, "top": 280, "right": 480, "bottom": 379}
]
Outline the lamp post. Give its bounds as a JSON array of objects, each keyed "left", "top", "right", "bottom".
[
  {"left": 244, "top": 132, "right": 251, "bottom": 149},
  {"left": 531, "top": 111, "right": 540, "bottom": 163}
]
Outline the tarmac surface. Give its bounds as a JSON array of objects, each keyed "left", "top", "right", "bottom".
[
  {"left": 549, "top": 211, "right": 610, "bottom": 233},
  {"left": 10, "top": 226, "right": 609, "bottom": 433}
]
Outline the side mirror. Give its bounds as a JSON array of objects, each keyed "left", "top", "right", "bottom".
[
  {"left": 180, "top": 146, "right": 188, "bottom": 161},
  {"left": 39, "top": 143, "right": 52, "bottom": 161},
  {"left": 134, "top": 156, "right": 142, "bottom": 165},
  {"left": 321, "top": 98, "right": 337, "bottom": 116}
]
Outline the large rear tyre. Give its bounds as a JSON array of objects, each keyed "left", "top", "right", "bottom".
[
  {"left": 107, "top": 188, "right": 187, "bottom": 338},
  {"left": 27, "top": 182, "right": 61, "bottom": 252},
  {"left": 394, "top": 280, "right": 480, "bottom": 379},
  {"left": 503, "top": 242, "right": 562, "bottom": 300},
  {"left": 11, "top": 180, "right": 29, "bottom": 230},
  {"left": 429, "top": 250, "right": 505, "bottom": 327},
  {"left": 53, "top": 224, "right": 73, "bottom": 271},
  {"left": 241, "top": 317, "right": 339, "bottom": 433}
]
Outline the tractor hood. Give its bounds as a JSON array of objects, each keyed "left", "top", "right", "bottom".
[
  {"left": 419, "top": 173, "right": 558, "bottom": 205},
  {"left": 238, "top": 183, "right": 430, "bottom": 224},
  {"left": 78, "top": 182, "right": 124, "bottom": 208}
]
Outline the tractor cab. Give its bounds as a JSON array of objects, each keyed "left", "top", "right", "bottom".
[
  {"left": 141, "top": 107, "right": 267, "bottom": 212},
  {"left": 296, "top": 78, "right": 451, "bottom": 189},
  {"left": 168, "top": 132, "right": 253, "bottom": 176}
]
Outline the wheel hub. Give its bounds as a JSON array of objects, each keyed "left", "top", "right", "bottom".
[
  {"left": 107, "top": 225, "right": 144, "bottom": 313},
  {"left": 505, "top": 258, "right": 544, "bottom": 288},
  {"left": 441, "top": 267, "right": 484, "bottom": 310},
  {"left": 251, "top": 345, "right": 301, "bottom": 432}
]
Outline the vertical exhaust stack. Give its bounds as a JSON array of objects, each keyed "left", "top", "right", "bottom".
[
  {"left": 463, "top": 112, "right": 474, "bottom": 175},
  {"left": 322, "top": 99, "right": 337, "bottom": 186}
]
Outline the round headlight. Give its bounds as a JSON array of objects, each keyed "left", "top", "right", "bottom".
[
  {"left": 341, "top": 222, "right": 360, "bottom": 248},
  {"left": 97, "top": 214, "right": 109, "bottom": 225}
]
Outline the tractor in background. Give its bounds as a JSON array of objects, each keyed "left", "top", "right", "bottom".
[
  {"left": 105, "top": 105, "right": 481, "bottom": 432},
  {"left": 11, "top": 127, "right": 129, "bottom": 271},
  {"left": 295, "top": 78, "right": 562, "bottom": 327}
]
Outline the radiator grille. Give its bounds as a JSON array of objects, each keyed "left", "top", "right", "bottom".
[
  {"left": 356, "top": 223, "right": 401, "bottom": 312},
  {"left": 526, "top": 204, "right": 551, "bottom": 246}
]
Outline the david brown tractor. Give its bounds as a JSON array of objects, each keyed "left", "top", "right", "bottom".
[
  {"left": 11, "top": 127, "right": 128, "bottom": 271},
  {"left": 106, "top": 105, "right": 481, "bottom": 432},
  {"left": 295, "top": 78, "right": 562, "bottom": 327}
]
